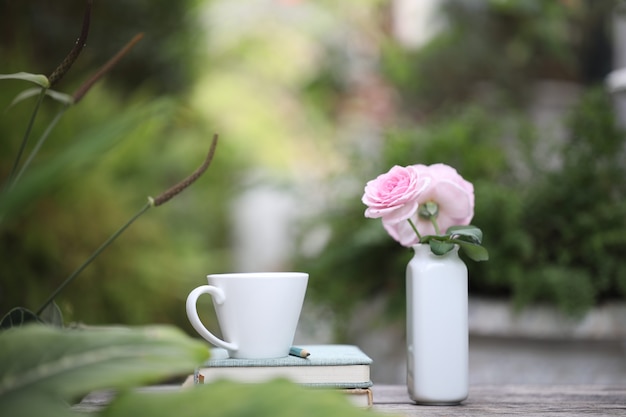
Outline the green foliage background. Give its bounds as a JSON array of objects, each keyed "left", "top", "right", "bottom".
[
  {"left": 2, "top": 0, "right": 626, "bottom": 338},
  {"left": 0, "top": 0, "right": 204, "bottom": 94},
  {"left": 292, "top": 0, "right": 626, "bottom": 324},
  {"left": 0, "top": 0, "right": 239, "bottom": 332}
]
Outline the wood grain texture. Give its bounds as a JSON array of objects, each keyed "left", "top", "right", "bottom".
[{"left": 372, "top": 385, "right": 626, "bottom": 416}]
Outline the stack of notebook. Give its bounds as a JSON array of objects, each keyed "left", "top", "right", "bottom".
[{"left": 186, "top": 344, "right": 373, "bottom": 407}]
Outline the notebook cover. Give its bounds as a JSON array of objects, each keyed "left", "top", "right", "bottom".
[{"left": 203, "top": 344, "right": 372, "bottom": 368}]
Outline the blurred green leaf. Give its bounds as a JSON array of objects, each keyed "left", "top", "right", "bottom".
[
  {"left": 447, "top": 225, "right": 483, "bottom": 244},
  {"left": 39, "top": 302, "right": 64, "bottom": 327},
  {"left": 428, "top": 239, "right": 455, "bottom": 255},
  {"left": 8, "top": 88, "right": 74, "bottom": 109},
  {"left": 0, "top": 324, "right": 209, "bottom": 417},
  {"left": 0, "top": 72, "right": 50, "bottom": 88},
  {"left": 0, "top": 99, "right": 174, "bottom": 222},
  {"left": 103, "top": 379, "right": 381, "bottom": 417},
  {"left": 452, "top": 240, "right": 490, "bottom": 262},
  {"left": 0, "top": 307, "right": 42, "bottom": 329}
]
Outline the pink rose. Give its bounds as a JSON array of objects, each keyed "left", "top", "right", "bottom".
[
  {"left": 362, "top": 165, "right": 430, "bottom": 224},
  {"left": 411, "top": 163, "right": 474, "bottom": 235},
  {"left": 362, "top": 163, "right": 475, "bottom": 248}
]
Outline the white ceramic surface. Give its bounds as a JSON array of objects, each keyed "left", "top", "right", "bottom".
[{"left": 406, "top": 244, "right": 468, "bottom": 404}]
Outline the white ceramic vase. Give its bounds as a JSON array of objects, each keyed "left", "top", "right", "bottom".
[{"left": 406, "top": 243, "right": 468, "bottom": 405}]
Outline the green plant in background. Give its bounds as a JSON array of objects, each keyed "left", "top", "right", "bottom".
[
  {"left": 293, "top": 0, "right": 626, "bottom": 322},
  {"left": 0, "top": 0, "right": 220, "bottom": 328},
  {"left": 0, "top": 0, "right": 205, "bottom": 95},
  {"left": 395, "top": 87, "right": 626, "bottom": 316},
  {"left": 294, "top": 106, "right": 507, "bottom": 329},
  {"left": 381, "top": 0, "right": 612, "bottom": 112},
  {"left": 0, "top": 5, "right": 387, "bottom": 417},
  {"left": 502, "top": 87, "right": 626, "bottom": 314},
  {"left": 0, "top": 0, "right": 235, "bottom": 330},
  {"left": 0, "top": 132, "right": 219, "bottom": 328}
]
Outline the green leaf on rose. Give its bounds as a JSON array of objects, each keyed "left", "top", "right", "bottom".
[
  {"left": 451, "top": 239, "right": 490, "bottom": 262},
  {"left": 419, "top": 224, "right": 489, "bottom": 262},
  {"left": 428, "top": 238, "right": 456, "bottom": 255},
  {"left": 447, "top": 225, "right": 483, "bottom": 244}
]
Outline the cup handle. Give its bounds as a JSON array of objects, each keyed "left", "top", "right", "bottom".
[{"left": 185, "top": 285, "right": 238, "bottom": 351}]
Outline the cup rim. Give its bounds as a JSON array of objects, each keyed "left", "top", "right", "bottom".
[{"left": 206, "top": 272, "right": 308, "bottom": 279}]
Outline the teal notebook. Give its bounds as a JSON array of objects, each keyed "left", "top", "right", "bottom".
[{"left": 194, "top": 344, "right": 373, "bottom": 389}]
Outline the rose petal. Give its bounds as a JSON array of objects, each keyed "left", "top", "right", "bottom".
[
  {"left": 411, "top": 163, "right": 474, "bottom": 233},
  {"left": 361, "top": 165, "right": 430, "bottom": 222},
  {"left": 383, "top": 217, "right": 420, "bottom": 247}
]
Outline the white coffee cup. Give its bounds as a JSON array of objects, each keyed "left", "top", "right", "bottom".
[{"left": 186, "top": 272, "right": 308, "bottom": 359}]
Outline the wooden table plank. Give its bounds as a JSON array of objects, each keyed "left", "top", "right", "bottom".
[{"left": 372, "top": 385, "right": 626, "bottom": 416}]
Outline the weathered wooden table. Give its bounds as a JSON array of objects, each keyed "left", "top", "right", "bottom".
[{"left": 372, "top": 384, "right": 626, "bottom": 416}]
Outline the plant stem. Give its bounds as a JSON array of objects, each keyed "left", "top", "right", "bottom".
[
  {"left": 407, "top": 218, "right": 422, "bottom": 241},
  {"left": 7, "top": 88, "right": 47, "bottom": 186},
  {"left": 152, "top": 134, "right": 218, "bottom": 206},
  {"left": 72, "top": 33, "right": 144, "bottom": 104},
  {"left": 430, "top": 217, "right": 441, "bottom": 235},
  {"left": 34, "top": 137, "right": 218, "bottom": 316},
  {"left": 47, "top": 0, "right": 92, "bottom": 87},
  {"left": 36, "top": 200, "right": 153, "bottom": 315},
  {"left": 13, "top": 104, "right": 69, "bottom": 186}
]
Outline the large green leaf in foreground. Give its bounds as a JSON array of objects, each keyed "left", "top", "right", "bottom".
[
  {"left": 0, "top": 324, "right": 209, "bottom": 417},
  {"left": 103, "top": 379, "right": 386, "bottom": 417}
]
